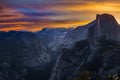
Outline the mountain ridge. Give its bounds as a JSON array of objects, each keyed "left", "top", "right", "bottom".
[
  {"left": 49, "top": 14, "right": 120, "bottom": 80},
  {"left": 0, "top": 13, "right": 120, "bottom": 80}
]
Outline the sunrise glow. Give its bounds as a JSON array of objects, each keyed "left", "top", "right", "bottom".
[{"left": 0, "top": 0, "right": 120, "bottom": 31}]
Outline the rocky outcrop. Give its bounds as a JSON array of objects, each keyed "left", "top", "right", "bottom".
[
  {"left": 88, "top": 14, "right": 120, "bottom": 44},
  {"left": 49, "top": 14, "right": 120, "bottom": 80},
  {"left": 49, "top": 40, "right": 92, "bottom": 80},
  {"left": 35, "top": 28, "right": 69, "bottom": 51},
  {"left": 35, "top": 24, "right": 92, "bottom": 52}
]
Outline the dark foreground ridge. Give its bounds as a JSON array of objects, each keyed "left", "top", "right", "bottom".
[{"left": 0, "top": 14, "right": 120, "bottom": 80}]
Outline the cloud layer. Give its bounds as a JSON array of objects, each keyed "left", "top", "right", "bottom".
[{"left": 0, "top": 0, "right": 120, "bottom": 31}]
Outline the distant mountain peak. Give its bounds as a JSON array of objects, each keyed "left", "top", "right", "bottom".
[
  {"left": 97, "top": 13, "right": 115, "bottom": 18},
  {"left": 96, "top": 13, "right": 119, "bottom": 26},
  {"left": 88, "top": 13, "right": 120, "bottom": 43}
]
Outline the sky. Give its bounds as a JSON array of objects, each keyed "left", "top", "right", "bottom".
[{"left": 0, "top": 0, "right": 120, "bottom": 31}]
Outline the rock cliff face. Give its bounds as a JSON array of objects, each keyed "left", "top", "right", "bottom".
[
  {"left": 35, "top": 28, "right": 68, "bottom": 51},
  {"left": 88, "top": 14, "right": 120, "bottom": 44},
  {"left": 49, "top": 14, "right": 120, "bottom": 80}
]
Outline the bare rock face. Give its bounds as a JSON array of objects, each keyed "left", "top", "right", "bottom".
[
  {"left": 88, "top": 14, "right": 120, "bottom": 44},
  {"left": 49, "top": 14, "right": 120, "bottom": 80}
]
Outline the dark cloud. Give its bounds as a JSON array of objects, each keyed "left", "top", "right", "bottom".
[
  {"left": 0, "top": 4, "right": 6, "bottom": 11},
  {"left": 0, "top": 18, "right": 41, "bottom": 23},
  {"left": 16, "top": 8, "right": 59, "bottom": 17},
  {"left": 24, "top": 12, "right": 58, "bottom": 17},
  {"left": 0, "top": 14, "right": 17, "bottom": 17}
]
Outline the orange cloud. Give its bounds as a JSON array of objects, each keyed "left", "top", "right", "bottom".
[
  {"left": 0, "top": 20, "right": 90, "bottom": 32},
  {"left": 1, "top": 1, "right": 120, "bottom": 32},
  {"left": 0, "top": 26, "right": 25, "bottom": 31}
]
